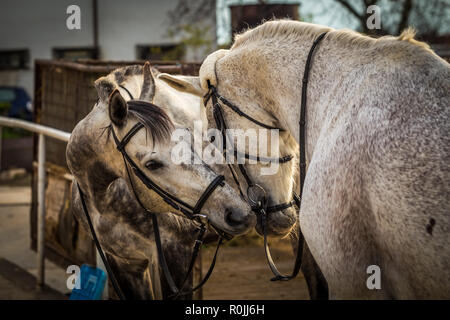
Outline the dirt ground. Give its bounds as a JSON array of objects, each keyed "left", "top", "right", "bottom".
[
  {"left": 0, "top": 258, "right": 65, "bottom": 300},
  {"left": 0, "top": 178, "right": 70, "bottom": 299},
  {"left": 201, "top": 238, "right": 310, "bottom": 300},
  {"left": 0, "top": 178, "right": 309, "bottom": 300}
]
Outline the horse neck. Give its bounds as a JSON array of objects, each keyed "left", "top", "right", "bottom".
[{"left": 68, "top": 110, "right": 115, "bottom": 192}]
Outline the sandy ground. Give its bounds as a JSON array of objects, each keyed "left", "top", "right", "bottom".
[
  {"left": 0, "top": 183, "right": 309, "bottom": 300},
  {"left": 201, "top": 241, "right": 309, "bottom": 300},
  {"left": 0, "top": 258, "right": 65, "bottom": 299},
  {"left": 0, "top": 185, "right": 70, "bottom": 299}
]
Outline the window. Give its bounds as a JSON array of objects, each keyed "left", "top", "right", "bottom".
[
  {"left": 53, "top": 47, "right": 98, "bottom": 61},
  {"left": 0, "top": 50, "right": 30, "bottom": 70},
  {"left": 136, "top": 44, "right": 185, "bottom": 61}
]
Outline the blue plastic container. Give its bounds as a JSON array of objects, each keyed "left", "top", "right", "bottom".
[{"left": 69, "top": 264, "right": 107, "bottom": 300}]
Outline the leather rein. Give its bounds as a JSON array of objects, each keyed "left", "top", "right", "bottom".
[{"left": 203, "top": 32, "right": 327, "bottom": 281}]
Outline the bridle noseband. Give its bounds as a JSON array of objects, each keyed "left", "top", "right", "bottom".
[{"left": 203, "top": 32, "right": 327, "bottom": 281}]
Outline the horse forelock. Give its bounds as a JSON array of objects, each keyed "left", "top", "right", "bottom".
[{"left": 126, "top": 100, "right": 174, "bottom": 146}]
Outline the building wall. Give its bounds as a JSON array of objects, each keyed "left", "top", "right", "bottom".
[
  {"left": 0, "top": 0, "right": 216, "bottom": 97},
  {"left": 0, "top": 0, "right": 94, "bottom": 95},
  {"left": 97, "top": 0, "right": 180, "bottom": 61}
]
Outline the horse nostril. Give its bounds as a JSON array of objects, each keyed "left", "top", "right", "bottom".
[
  {"left": 225, "top": 208, "right": 246, "bottom": 227},
  {"left": 225, "top": 208, "right": 246, "bottom": 226}
]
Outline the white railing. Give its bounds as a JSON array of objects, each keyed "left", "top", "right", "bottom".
[{"left": 0, "top": 116, "right": 70, "bottom": 290}]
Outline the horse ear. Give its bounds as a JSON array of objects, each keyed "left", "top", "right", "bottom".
[
  {"left": 108, "top": 89, "right": 128, "bottom": 126},
  {"left": 199, "top": 49, "right": 229, "bottom": 91},
  {"left": 158, "top": 73, "right": 203, "bottom": 97},
  {"left": 94, "top": 77, "right": 114, "bottom": 102},
  {"left": 139, "top": 61, "right": 156, "bottom": 101}
]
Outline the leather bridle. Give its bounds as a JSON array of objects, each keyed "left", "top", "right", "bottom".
[
  {"left": 110, "top": 122, "right": 226, "bottom": 222},
  {"left": 77, "top": 88, "right": 230, "bottom": 300},
  {"left": 203, "top": 32, "right": 327, "bottom": 281},
  {"left": 204, "top": 83, "right": 300, "bottom": 282},
  {"left": 203, "top": 85, "right": 301, "bottom": 213}
]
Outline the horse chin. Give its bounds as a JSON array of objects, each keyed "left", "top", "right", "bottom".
[
  {"left": 255, "top": 208, "right": 297, "bottom": 238},
  {"left": 217, "top": 217, "right": 256, "bottom": 237},
  {"left": 206, "top": 209, "right": 257, "bottom": 237}
]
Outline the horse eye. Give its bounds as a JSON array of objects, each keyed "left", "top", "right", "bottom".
[{"left": 145, "top": 160, "right": 164, "bottom": 170}]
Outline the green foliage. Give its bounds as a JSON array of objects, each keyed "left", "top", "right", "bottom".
[
  {"left": 1, "top": 127, "right": 31, "bottom": 139},
  {"left": 149, "top": 45, "right": 185, "bottom": 62},
  {"left": 301, "top": 12, "right": 314, "bottom": 23},
  {"left": 167, "top": 23, "right": 214, "bottom": 61}
]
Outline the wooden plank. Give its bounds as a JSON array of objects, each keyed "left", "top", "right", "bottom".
[{"left": 30, "top": 162, "right": 95, "bottom": 268}]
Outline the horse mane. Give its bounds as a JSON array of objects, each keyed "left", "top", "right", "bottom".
[
  {"left": 232, "top": 19, "right": 432, "bottom": 53},
  {"left": 232, "top": 20, "right": 332, "bottom": 48},
  {"left": 112, "top": 64, "right": 160, "bottom": 84}
]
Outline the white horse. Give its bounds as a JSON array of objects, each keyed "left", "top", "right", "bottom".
[
  {"left": 158, "top": 70, "right": 328, "bottom": 298},
  {"left": 195, "top": 20, "right": 450, "bottom": 299}
]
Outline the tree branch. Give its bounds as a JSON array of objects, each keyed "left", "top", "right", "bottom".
[
  {"left": 397, "top": 0, "right": 413, "bottom": 35},
  {"left": 335, "top": 0, "right": 365, "bottom": 20}
]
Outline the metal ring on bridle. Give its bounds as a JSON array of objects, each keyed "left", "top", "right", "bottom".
[
  {"left": 192, "top": 213, "right": 209, "bottom": 226},
  {"left": 246, "top": 184, "right": 267, "bottom": 207}
]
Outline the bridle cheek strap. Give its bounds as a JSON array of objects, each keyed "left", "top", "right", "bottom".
[{"left": 192, "top": 175, "right": 225, "bottom": 214}]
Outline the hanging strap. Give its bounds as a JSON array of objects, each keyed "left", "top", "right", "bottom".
[
  {"left": 262, "top": 32, "right": 328, "bottom": 281},
  {"left": 205, "top": 85, "right": 282, "bottom": 131},
  {"left": 76, "top": 183, "right": 126, "bottom": 300},
  {"left": 261, "top": 206, "right": 304, "bottom": 281},
  {"left": 299, "top": 32, "right": 327, "bottom": 199}
]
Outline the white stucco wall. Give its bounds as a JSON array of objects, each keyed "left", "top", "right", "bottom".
[
  {"left": 97, "top": 0, "right": 179, "bottom": 60},
  {"left": 0, "top": 0, "right": 216, "bottom": 97},
  {"left": 0, "top": 0, "right": 94, "bottom": 95}
]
